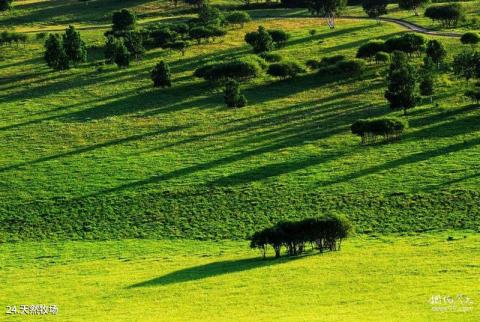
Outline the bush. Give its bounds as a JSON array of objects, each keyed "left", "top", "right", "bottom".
[
  {"left": 375, "top": 51, "right": 390, "bottom": 64},
  {"left": 259, "top": 52, "right": 282, "bottom": 62},
  {"left": 224, "top": 79, "right": 247, "bottom": 108},
  {"left": 194, "top": 55, "right": 266, "bottom": 82},
  {"left": 356, "top": 40, "right": 386, "bottom": 60},
  {"left": 384, "top": 33, "right": 425, "bottom": 55},
  {"left": 198, "top": 4, "right": 224, "bottom": 26},
  {"left": 250, "top": 216, "right": 353, "bottom": 258},
  {"left": 460, "top": 32, "right": 479, "bottom": 46},
  {"left": 0, "top": 0, "right": 12, "bottom": 11},
  {"left": 425, "top": 39, "right": 446, "bottom": 68},
  {"left": 225, "top": 11, "right": 251, "bottom": 28},
  {"left": 351, "top": 117, "right": 407, "bottom": 144},
  {"left": 114, "top": 40, "right": 131, "bottom": 68},
  {"left": 0, "top": 31, "right": 28, "bottom": 46},
  {"left": 62, "top": 25, "right": 87, "bottom": 64},
  {"left": 151, "top": 61, "right": 172, "bottom": 88},
  {"left": 318, "top": 58, "right": 364, "bottom": 76},
  {"left": 44, "top": 34, "right": 69, "bottom": 70},
  {"left": 267, "top": 61, "right": 304, "bottom": 79},
  {"left": 320, "top": 54, "right": 345, "bottom": 66},
  {"left": 453, "top": 50, "right": 480, "bottom": 81},
  {"left": 268, "top": 29, "right": 289, "bottom": 48},
  {"left": 425, "top": 4, "right": 465, "bottom": 28},
  {"left": 124, "top": 31, "right": 145, "bottom": 59},
  {"left": 168, "top": 40, "right": 188, "bottom": 55}
]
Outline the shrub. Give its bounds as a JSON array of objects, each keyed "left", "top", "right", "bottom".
[
  {"left": 356, "top": 40, "right": 386, "bottom": 60},
  {"left": 425, "top": 4, "right": 465, "bottom": 28},
  {"left": 198, "top": 4, "right": 224, "bottom": 26},
  {"left": 268, "top": 29, "right": 289, "bottom": 48},
  {"left": 168, "top": 40, "right": 188, "bottom": 55},
  {"left": 44, "top": 34, "right": 69, "bottom": 70},
  {"left": 385, "top": 51, "right": 417, "bottom": 114},
  {"left": 309, "top": 29, "right": 317, "bottom": 36},
  {"left": 460, "top": 32, "right": 479, "bottom": 46},
  {"left": 375, "top": 51, "right": 390, "bottom": 64},
  {"left": 224, "top": 79, "right": 247, "bottom": 108},
  {"left": 114, "top": 40, "right": 131, "bottom": 68},
  {"left": 306, "top": 59, "right": 320, "bottom": 69},
  {"left": 225, "top": 11, "right": 251, "bottom": 28},
  {"left": 112, "top": 9, "right": 137, "bottom": 32},
  {"left": 124, "top": 31, "right": 145, "bottom": 59},
  {"left": 267, "top": 61, "right": 304, "bottom": 79},
  {"left": 151, "top": 61, "right": 172, "bottom": 88},
  {"left": 147, "top": 27, "right": 177, "bottom": 48},
  {"left": 319, "top": 58, "right": 364, "bottom": 76},
  {"left": 453, "top": 50, "right": 480, "bottom": 82},
  {"left": 351, "top": 117, "right": 408, "bottom": 144},
  {"left": 249, "top": 215, "right": 353, "bottom": 258},
  {"left": 244, "top": 26, "right": 273, "bottom": 53},
  {"left": 104, "top": 36, "right": 118, "bottom": 64},
  {"left": 320, "top": 55, "right": 345, "bottom": 66},
  {"left": 0, "top": 31, "right": 28, "bottom": 46},
  {"left": 62, "top": 25, "right": 87, "bottom": 64},
  {"left": 259, "top": 52, "right": 282, "bottom": 62}
]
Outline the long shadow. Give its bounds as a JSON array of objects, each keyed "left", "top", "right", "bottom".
[{"left": 129, "top": 256, "right": 294, "bottom": 288}]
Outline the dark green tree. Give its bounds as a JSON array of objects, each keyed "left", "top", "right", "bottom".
[
  {"left": 425, "top": 39, "right": 446, "bottom": 69},
  {"left": 453, "top": 50, "right": 479, "bottom": 82},
  {"left": 385, "top": 52, "right": 417, "bottom": 115},
  {"left": 419, "top": 57, "right": 434, "bottom": 101},
  {"left": 0, "top": 0, "right": 12, "bottom": 11},
  {"left": 62, "top": 25, "right": 87, "bottom": 64},
  {"left": 307, "top": 0, "right": 347, "bottom": 28},
  {"left": 362, "top": 0, "right": 388, "bottom": 21},
  {"left": 460, "top": 32, "right": 479, "bottom": 47},
  {"left": 124, "top": 31, "right": 145, "bottom": 60},
  {"left": 44, "top": 34, "right": 69, "bottom": 70},
  {"left": 104, "top": 35, "right": 117, "bottom": 64},
  {"left": 225, "top": 11, "right": 251, "bottom": 28},
  {"left": 224, "top": 79, "right": 247, "bottom": 108},
  {"left": 198, "top": 4, "right": 224, "bottom": 26},
  {"left": 398, "top": 0, "right": 429, "bottom": 16},
  {"left": 151, "top": 61, "right": 172, "bottom": 88},
  {"left": 244, "top": 26, "right": 273, "bottom": 53},
  {"left": 112, "top": 9, "right": 136, "bottom": 32},
  {"left": 114, "top": 40, "right": 130, "bottom": 68}
]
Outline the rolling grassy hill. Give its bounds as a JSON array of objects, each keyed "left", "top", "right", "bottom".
[{"left": 1, "top": 2, "right": 480, "bottom": 241}]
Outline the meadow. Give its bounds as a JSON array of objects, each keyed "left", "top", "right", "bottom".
[
  {"left": 1, "top": 233, "right": 479, "bottom": 321},
  {"left": 1, "top": 11, "right": 480, "bottom": 240}
]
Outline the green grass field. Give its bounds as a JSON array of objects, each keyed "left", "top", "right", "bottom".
[{"left": 1, "top": 232, "right": 479, "bottom": 321}]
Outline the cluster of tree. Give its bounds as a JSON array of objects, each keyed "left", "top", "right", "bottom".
[
  {"left": 44, "top": 26, "right": 87, "bottom": 70},
  {"left": 250, "top": 216, "right": 352, "bottom": 259},
  {"left": 224, "top": 79, "right": 247, "bottom": 108},
  {"left": 194, "top": 55, "right": 267, "bottom": 82},
  {"left": 351, "top": 117, "right": 408, "bottom": 144},
  {"left": 267, "top": 61, "right": 304, "bottom": 79},
  {"left": 0, "top": 0, "right": 13, "bottom": 11},
  {"left": 424, "top": 3, "right": 465, "bottom": 28},
  {"left": 245, "top": 26, "right": 290, "bottom": 53},
  {"left": 0, "top": 31, "right": 27, "bottom": 46}
]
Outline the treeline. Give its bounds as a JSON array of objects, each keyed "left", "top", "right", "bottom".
[{"left": 250, "top": 216, "right": 352, "bottom": 259}]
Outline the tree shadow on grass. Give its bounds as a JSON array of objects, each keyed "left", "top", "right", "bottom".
[{"left": 129, "top": 256, "right": 296, "bottom": 288}]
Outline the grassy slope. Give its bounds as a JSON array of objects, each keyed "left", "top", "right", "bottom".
[
  {"left": 1, "top": 5, "right": 480, "bottom": 239},
  {"left": 1, "top": 233, "right": 479, "bottom": 321}
]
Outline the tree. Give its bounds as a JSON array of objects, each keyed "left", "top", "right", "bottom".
[
  {"left": 244, "top": 26, "right": 273, "bottom": 53},
  {"left": 267, "top": 61, "right": 304, "bottom": 79},
  {"left": 124, "top": 31, "right": 145, "bottom": 60},
  {"left": 112, "top": 9, "right": 136, "bottom": 32},
  {"left": 168, "top": 41, "right": 188, "bottom": 55},
  {"left": 398, "top": 0, "right": 429, "bottom": 16},
  {"left": 385, "top": 51, "right": 417, "bottom": 115},
  {"left": 268, "top": 29, "right": 289, "bottom": 48},
  {"left": 356, "top": 40, "right": 386, "bottom": 60},
  {"left": 224, "top": 79, "right": 247, "bottom": 108},
  {"left": 198, "top": 4, "right": 224, "bottom": 26},
  {"left": 307, "top": 0, "right": 347, "bottom": 28},
  {"left": 384, "top": 33, "right": 425, "bottom": 56},
  {"left": 375, "top": 51, "right": 390, "bottom": 64},
  {"left": 62, "top": 25, "right": 87, "bottom": 64},
  {"left": 114, "top": 40, "right": 130, "bottom": 68},
  {"left": 225, "top": 11, "right": 251, "bottom": 28},
  {"left": 460, "top": 32, "right": 479, "bottom": 47},
  {"left": 419, "top": 57, "right": 434, "bottom": 102},
  {"left": 425, "top": 39, "right": 446, "bottom": 69},
  {"left": 44, "top": 34, "right": 69, "bottom": 70},
  {"left": 104, "top": 36, "right": 118, "bottom": 64},
  {"left": 362, "top": 0, "right": 388, "bottom": 22},
  {"left": 425, "top": 4, "right": 465, "bottom": 28},
  {"left": 151, "top": 61, "right": 172, "bottom": 88},
  {"left": 0, "top": 0, "right": 12, "bottom": 11},
  {"left": 453, "top": 50, "right": 480, "bottom": 82}
]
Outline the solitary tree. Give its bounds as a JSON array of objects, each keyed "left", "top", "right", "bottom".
[
  {"left": 151, "top": 61, "right": 172, "bottom": 88},
  {"left": 224, "top": 79, "right": 247, "bottom": 108},
  {"left": 0, "top": 0, "right": 13, "bottom": 11},
  {"left": 112, "top": 9, "right": 136, "bottom": 32},
  {"left": 307, "top": 0, "right": 347, "bottom": 28},
  {"left": 362, "top": 0, "right": 388, "bottom": 22},
  {"left": 385, "top": 51, "right": 417, "bottom": 115},
  {"left": 244, "top": 26, "right": 273, "bottom": 53},
  {"left": 398, "top": 0, "right": 429, "bottom": 16},
  {"left": 62, "top": 25, "right": 87, "bottom": 64},
  {"left": 425, "top": 39, "right": 446, "bottom": 69},
  {"left": 44, "top": 34, "right": 69, "bottom": 70}
]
